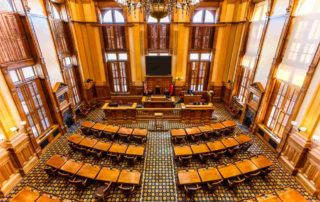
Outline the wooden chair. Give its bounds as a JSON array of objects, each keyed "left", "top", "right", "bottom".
[
  {"left": 44, "top": 167, "right": 56, "bottom": 177},
  {"left": 206, "top": 179, "right": 223, "bottom": 190},
  {"left": 94, "top": 182, "right": 112, "bottom": 202},
  {"left": 124, "top": 155, "right": 138, "bottom": 165},
  {"left": 240, "top": 142, "right": 252, "bottom": 151},
  {"left": 190, "top": 133, "right": 203, "bottom": 141},
  {"left": 177, "top": 155, "right": 192, "bottom": 165},
  {"left": 118, "top": 184, "right": 136, "bottom": 197},
  {"left": 183, "top": 184, "right": 201, "bottom": 196},
  {"left": 227, "top": 176, "right": 246, "bottom": 188},
  {"left": 108, "top": 153, "right": 122, "bottom": 163},
  {"left": 227, "top": 146, "right": 240, "bottom": 156},
  {"left": 69, "top": 177, "right": 88, "bottom": 189}
]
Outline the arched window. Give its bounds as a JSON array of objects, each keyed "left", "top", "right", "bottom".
[
  {"left": 51, "top": 5, "right": 61, "bottom": 19},
  {"left": 192, "top": 10, "right": 215, "bottom": 23},
  {"left": 103, "top": 9, "right": 125, "bottom": 23}
]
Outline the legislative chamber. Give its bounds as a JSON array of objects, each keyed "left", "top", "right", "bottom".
[{"left": 0, "top": 0, "right": 319, "bottom": 201}]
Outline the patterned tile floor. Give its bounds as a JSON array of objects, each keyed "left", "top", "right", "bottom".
[{"left": 1, "top": 103, "right": 318, "bottom": 202}]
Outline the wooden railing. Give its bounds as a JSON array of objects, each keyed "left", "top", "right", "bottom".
[{"left": 136, "top": 108, "right": 182, "bottom": 120}]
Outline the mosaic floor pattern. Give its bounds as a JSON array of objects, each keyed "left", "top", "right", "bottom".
[{"left": 1, "top": 103, "right": 318, "bottom": 202}]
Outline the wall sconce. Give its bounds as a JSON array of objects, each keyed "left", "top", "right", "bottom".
[
  {"left": 298, "top": 126, "right": 307, "bottom": 133},
  {"left": 10, "top": 126, "right": 18, "bottom": 133},
  {"left": 0, "top": 134, "right": 5, "bottom": 142},
  {"left": 291, "top": 121, "right": 298, "bottom": 126},
  {"left": 21, "top": 121, "right": 27, "bottom": 126}
]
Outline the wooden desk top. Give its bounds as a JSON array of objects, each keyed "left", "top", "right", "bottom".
[
  {"left": 117, "top": 170, "right": 141, "bottom": 185},
  {"left": 126, "top": 145, "right": 145, "bottom": 156},
  {"left": 60, "top": 160, "right": 83, "bottom": 174},
  {"left": 256, "top": 194, "right": 281, "bottom": 202},
  {"left": 210, "top": 123, "right": 225, "bottom": 130},
  {"left": 181, "top": 103, "right": 214, "bottom": 109},
  {"left": 206, "top": 141, "right": 226, "bottom": 152},
  {"left": 177, "top": 169, "right": 201, "bottom": 185},
  {"left": 198, "top": 167, "right": 222, "bottom": 183},
  {"left": 102, "top": 102, "right": 137, "bottom": 110},
  {"left": 132, "top": 128, "right": 148, "bottom": 137},
  {"left": 67, "top": 133, "right": 84, "bottom": 144},
  {"left": 81, "top": 121, "right": 95, "bottom": 128},
  {"left": 93, "top": 141, "right": 112, "bottom": 152},
  {"left": 103, "top": 125, "right": 119, "bottom": 133},
  {"left": 118, "top": 127, "right": 133, "bottom": 135},
  {"left": 96, "top": 167, "right": 120, "bottom": 183},
  {"left": 221, "top": 138, "right": 239, "bottom": 148},
  {"left": 251, "top": 155, "right": 273, "bottom": 169},
  {"left": 174, "top": 145, "right": 193, "bottom": 156},
  {"left": 221, "top": 120, "right": 237, "bottom": 128},
  {"left": 46, "top": 154, "right": 67, "bottom": 169},
  {"left": 79, "top": 138, "right": 98, "bottom": 148},
  {"left": 92, "top": 123, "right": 106, "bottom": 131},
  {"left": 36, "top": 194, "right": 60, "bottom": 202},
  {"left": 10, "top": 187, "right": 40, "bottom": 202},
  {"left": 171, "top": 129, "right": 187, "bottom": 137},
  {"left": 142, "top": 96, "right": 175, "bottom": 103},
  {"left": 108, "top": 143, "right": 128, "bottom": 154},
  {"left": 235, "top": 159, "right": 259, "bottom": 174},
  {"left": 190, "top": 144, "right": 210, "bottom": 154},
  {"left": 218, "top": 164, "right": 242, "bottom": 179},
  {"left": 276, "top": 188, "right": 307, "bottom": 202},
  {"left": 76, "top": 163, "right": 101, "bottom": 179},
  {"left": 198, "top": 125, "right": 213, "bottom": 133},
  {"left": 234, "top": 134, "right": 252, "bottom": 144},
  {"left": 185, "top": 127, "right": 201, "bottom": 135}
]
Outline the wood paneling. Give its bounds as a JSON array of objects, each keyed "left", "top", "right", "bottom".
[
  {"left": 51, "top": 20, "right": 73, "bottom": 56},
  {"left": 0, "top": 13, "right": 33, "bottom": 65}
]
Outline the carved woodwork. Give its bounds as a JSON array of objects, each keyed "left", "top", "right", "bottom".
[{"left": 145, "top": 76, "right": 172, "bottom": 95}]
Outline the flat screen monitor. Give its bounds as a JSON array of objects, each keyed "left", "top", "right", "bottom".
[{"left": 146, "top": 56, "right": 171, "bottom": 76}]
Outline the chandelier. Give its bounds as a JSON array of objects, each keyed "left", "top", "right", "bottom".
[{"left": 115, "top": 0, "right": 201, "bottom": 20}]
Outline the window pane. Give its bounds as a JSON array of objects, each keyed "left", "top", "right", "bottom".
[
  {"left": 63, "top": 57, "right": 72, "bottom": 66},
  {"left": 201, "top": 53, "right": 211, "bottom": 61},
  {"left": 160, "top": 16, "right": 170, "bottom": 23},
  {"left": 106, "top": 53, "right": 117, "bottom": 61},
  {"left": 190, "top": 53, "right": 199, "bottom": 60},
  {"left": 192, "top": 10, "right": 204, "bottom": 23},
  {"left": 0, "top": 0, "right": 13, "bottom": 11},
  {"left": 147, "top": 16, "right": 158, "bottom": 23},
  {"left": 204, "top": 10, "right": 215, "bottom": 23},
  {"left": 114, "top": 10, "right": 125, "bottom": 23},
  {"left": 22, "top": 67, "right": 35, "bottom": 79},
  {"left": 118, "top": 53, "right": 128, "bottom": 61},
  {"left": 103, "top": 10, "right": 113, "bottom": 23},
  {"left": 9, "top": 70, "right": 20, "bottom": 83},
  {"left": 159, "top": 53, "right": 170, "bottom": 56},
  {"left": 52, "top": 5, "right": 61, "bottom": 19}
]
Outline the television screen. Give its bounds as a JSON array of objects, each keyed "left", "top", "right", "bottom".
[{"left": 146, "top": 56, "right": 171, "bottom": 76}]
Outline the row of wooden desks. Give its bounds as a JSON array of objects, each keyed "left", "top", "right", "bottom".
[
  {"left": 81, "top": 121, "right": 148, "bottom": 142},
  {"left": 171, "top": 120, "right": 237, "bottom": 142},
  {"left": 177, "top": 155, "right": 273, "bottom": 187},
  {"left": 174, "top": 134, "right": 252, "bottom": 160},
  {"left": 68, "top": 134, "right": 145, "bottom": 157},
  {"left": 242, "top": 187, "right": 307, "bottom": 202},
  {"left": 10, "top": 187, "right": 64, "bottom": 202},
  {"left": 46, "top": 155, "right": 141, "bottom": 185}
]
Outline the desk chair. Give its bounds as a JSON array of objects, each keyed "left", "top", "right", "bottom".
[
  {"left": 177, "top": 155, "right": 192, "bottom": 165},
  {"left": 94, "top": 182, "right": 112, "bottom": 202},
  {"left": 118, "top": 184, "right": 136, "bottom": 197}
]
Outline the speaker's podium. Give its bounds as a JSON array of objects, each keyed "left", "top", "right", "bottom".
[{"left": 142, "top": 95, "right": 175, "bottom": 108}]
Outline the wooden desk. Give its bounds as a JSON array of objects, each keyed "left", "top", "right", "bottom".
[
  {"left": 206, "top": 141, "right": 226, "bottom": 152},
  {"left": 174, "top": 145, "right": 193, "bottom": 156},
  {"left": 132, "top": 128, "right": 148, "bottom": 137},
  {"left": 79, "top": 138, "right": 98, "bottom": 148},
  {"left": 185, "top": 127, "right": 201, "bottom": 135},
  {"left": 81, "top": 121, "right": 95, "bottom": 129},
  {"left": 235, "top": 160, "right": 259, "bottom": 174},
  {"left": 96, "top": 167, "right": 120, "bottom": 183},
  {"left": 221, "top": 120, "right": 236, "bottom": 128},
  {"left": 118, "top": 127, "right": 133, "bottom": 136},
  {"left": 126, "top": 145, "right": 145, "bottom": 156},
  {"left": 93, "top": 141, "right": 112, "bottom": 152},
  {"left": 221, "top": 138, "right": 239, "bottom": 148},
  {"left": 210, "top": 123, "right": 225, "bottom": 130},
  {"left": 92, "top": 123, "right": 106, "bottom": 131},
  {"left": 218, "top": 164, "right": 242, "bottom": 179},
  {"left": 10, "top": 187, "right": 40, "bottom": 202},
  {"left": 103, "top": 125, "right": 119, "bottom": 134},
  {"left": 102, "top": 103, "right": 137, "bottom": 122},
  {"left": 198, "top": 167, "right": 222, "bottom": 183},
  {"left": 108, "top": 143, "right": 128, "bottom": 154},
  {"left": 234, "top": 134, "right": 252, "bottom": 144},
  {"left": 117, "top": 170, "right": 141, "bottom": 185},
  {"left": 177, "top": 170, "right": 201, "bottom": 185},
  {"left": 67, "top": 133, "right": 84, "bottom": 144},
  {"left": 198, "top": 125, "right": 213, "bottom": 133},
  {"left": 256, "top": 194, "right": 281, "bottom": 202},
  {"left": 181, "top": 103, "right": 214, "bottom": 124},
  {"left": 276, "top": 188, "right": 307, "bottom": 202},
  {"left": 36, "top": 194, "right": 60, "bottom": 202},
  {"left": 60, "top": 160, "right": 83, "bottom": 174},
  {"left": 190, "top": 144, "right": 210, "bottom": 154},
  {"left": 46, "top": 154, "right": 67, "bottom": 169},
  {"left": 142, "top": 96, "right": 175, "bottom": 108},
  {"left": 76, "top": 163, "right": 101, "bottom": 179},
  {"left": 171, "top": 129, "right": 187, "bottom": 137},
  {"left": 251, "top": 155, "right": 273, "bottom": 169}
]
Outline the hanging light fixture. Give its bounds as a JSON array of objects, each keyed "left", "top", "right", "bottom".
[{"left": 115, "top": 0, "right": 201, "bottom": 20}]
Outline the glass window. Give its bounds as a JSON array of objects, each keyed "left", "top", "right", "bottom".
[
  {"left": 118, "top": 53, "right": 128, "bottom": 61},
  {"left": 114, "top": 10, "right": 125, "bottom": 23},
  {"left": 9, "top": 70, "right": 20, "bottom": 83},
  {"left": 190, "top": 53, "right": 199, "bottom": 60},
  {"left": 147, "top": 16, "right": 158, "bottom": 23},
  {"left": 63, "top": 57, "right": 72, "bottom": 66},
  {"left": 22, "top": 67, "right": 35, "bottom": 79},
  {"left": 204, "top": 10, "right": 215, "bottom": 23},
  {"left": 160, "top": 16, "right": 170, "bottom": 23},
  {"left": 192, "top": 10, "right": 204, "bottom": 23},
  {"left": 0, "top": 0, "right": 13, "bottom": 12},
  {"left": 103, "top": 9, "right": 125, "bottom": 23},
  {"left": 106, "top": 53, "right": 117, "bottom": 61},
  {"left": 201, "top": 53, "right": 211, "bottom": 61},
  {"left": 103, "top": 10, "right": 113, "bottom": 23}
]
